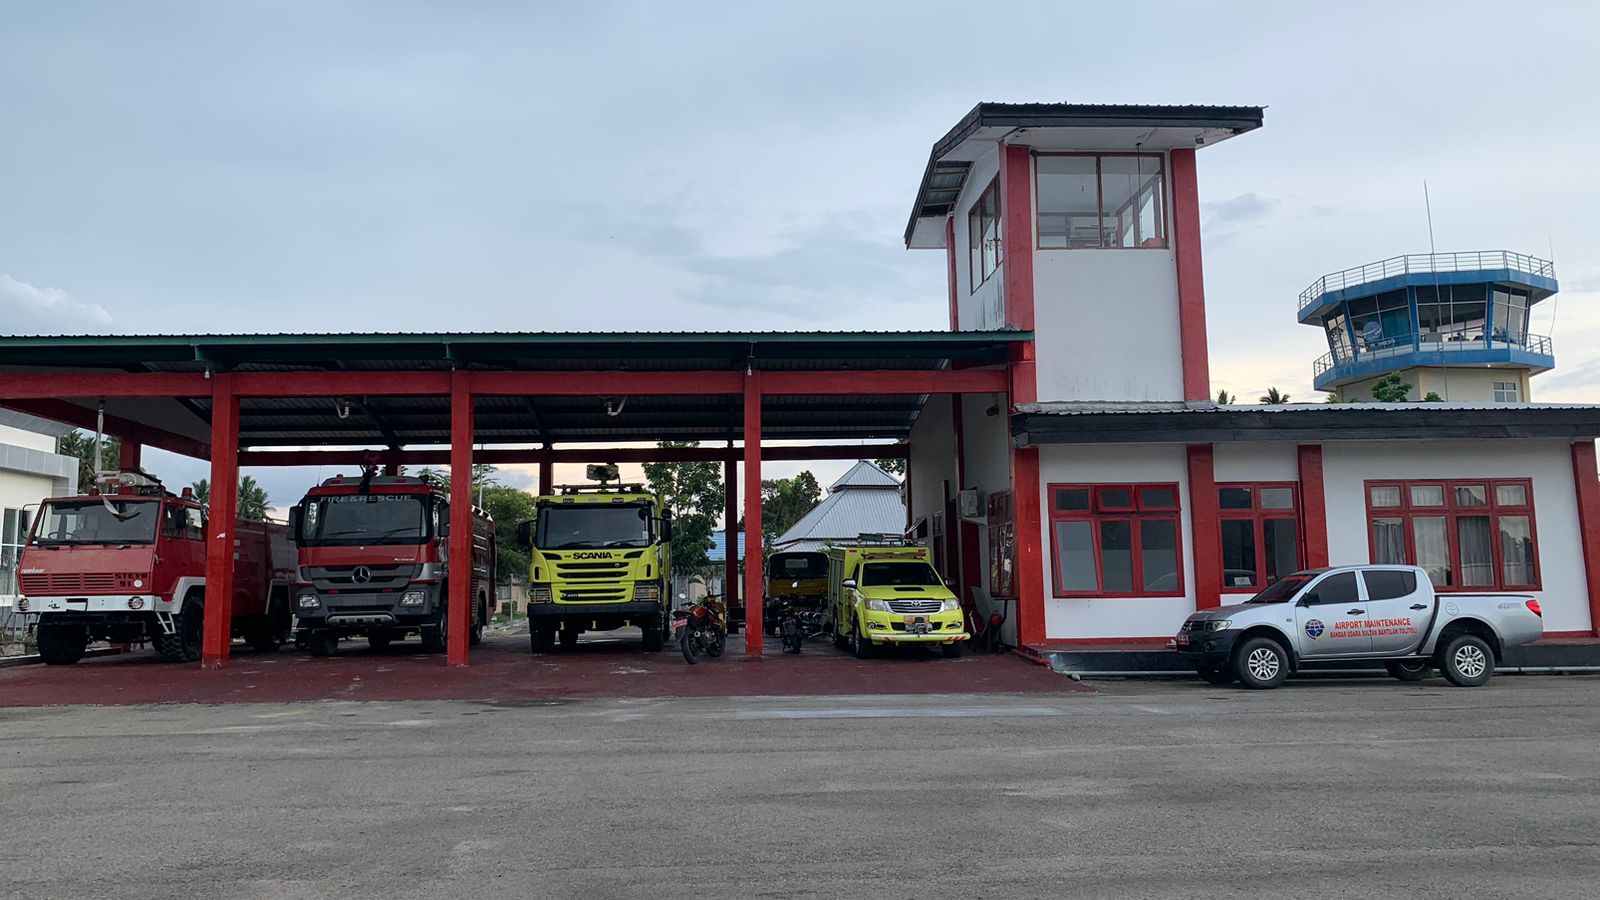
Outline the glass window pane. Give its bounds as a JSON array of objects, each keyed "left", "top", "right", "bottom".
[
  {"left": 1100, "top": 520, "right": 1134, "bottom": 592},
  {"left": 1100, "top": 156, "right": 1164, "bottom": 249},
  {"left": 1369, "top": 486, "right": 1402, "bottom": 508},
  {"left": 1499, "top": 515, "right": 1535, "bottom": 585},
  {"left": 1138, "top": 486, "right": 1177, "bottom": 510},
  {"left": 1054, "top": 488, "right": 1090, "bottom": 512},
  {"left": 1457, "top": 516, "right": 1494, "bottom": 586},
  {"left": 1314, "top": 571, "right": 1360, "bottom": 605},
  {"left": 1096, "top": 487, "right": 1134, "bottom": 511},
  {"left": 1259, "top": 488, "right": 1294, "bottom": 510},
  {"left": 1219, "top": 487, "right": 1253, "bottom": 510},
  {"left": 1413, "top": 517, "right": 1452, "bottom": 587},
  {"left": 1140, "top": 520, "right": 1179, "bottom": 593},
  {"left": 1221, "top": 520, "right": 1258, "bottom": 588},
  {"left": 1371, "top": 518, "right": 1406, "bottom": 564},
  {"left": 1, "top": 510, "right": 14, "bottom": 546},
  {"left": 1036, "top": 156, "right": 1102, "bottom": 248},
  {"left": 1495, "top": 483, "right": 1527, "bottom": 507},
  {"left": 1055, "top": 521, "right": 1096, "bottom": 592},
  {"left": 1410, "top": 485, "right": 1444, "bottom": 507},
  {"left": 1363, "top": 570, "right": 1418, "bottom": 601},
  {"left": 1453, "top": 485, "right": 1488, "bottom": 507},
  {"left": 1263, "top": 519, "right": 1299, "bottom": 582}
]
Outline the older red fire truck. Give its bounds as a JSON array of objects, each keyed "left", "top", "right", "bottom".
[
  {"left": 17, "top": 471, "right": 295, "bottom": 664},
  {"left": 289, "top": 472, "right": 495, "bottom": 656}
]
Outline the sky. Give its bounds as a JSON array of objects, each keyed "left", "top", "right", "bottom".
[{"left": 4, "top": 1, "right": 1598, "bottom": 513}]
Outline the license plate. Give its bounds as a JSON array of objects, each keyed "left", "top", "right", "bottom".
[
  {"left": 1174, "top": 633, "right": 1190, "bottom": 647},
  {"left": 906, "top": 617, "right": 930, "bottom": 635}
]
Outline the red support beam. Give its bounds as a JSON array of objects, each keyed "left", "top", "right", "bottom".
[
  {"left": 202, "top": 375, "right": 239, "bottom": 667},
  {"left": 1571, "top": 441, "right": 1600, "bottom": 638},
  {"left": 0, "top": 400, "right": 210, "bottom": 460},
  {"left": 742, "top": 375, "right": 764, "bottom": 658},
  {"left": 1170, "top": 147, "right": 1213, "bottom": 402},
  {"left": 447, "top": 371, "right": 474, "bottom": 666},
  {"left": 538, "top": 458, "right": 554, "bottom": 494},
  {"left": 1187, "top": 443, "right": 1222, "bottom": 611},
  {"left": 0, "top": 372, "right": 210, "bottom": 399},
  {"left": 761, "top": 369, "right": 1007, "bottom": 397},
  {"left": 1000, "top": 142, "right": 1036, "bottom": 332},
  {"left": 724, "top": 459, "right": 739, "bottom": 615},
  {"left": 1011, "top": 445, "right": 1045, "bottom": 647},
  {"left": 118, "top": 441, "right": 142, "bottom": 472},
  {"left": 237, "top": 443, "right": 913, "bottom": 468},
  {"left": 1297, "top": 444, "right": 1330, "bottom": 569},
  {"left": 232, "top": 371, "right": 453, "bottom": 398}
]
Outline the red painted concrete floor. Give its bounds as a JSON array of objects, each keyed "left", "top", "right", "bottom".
[{"left": 0, "top": 630, "right": 1087, "bottom": 707}]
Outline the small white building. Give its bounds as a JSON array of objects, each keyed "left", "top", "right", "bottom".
[
  {"left": 0, "top": 412, "right": 78, "bottom": 608},
  {"left": 773, "top": 461, "right": 905, "bottom": 553}
]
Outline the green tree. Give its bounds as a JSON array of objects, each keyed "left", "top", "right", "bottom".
[
  {"left": 874, "top": 457, "right": 907, "bottom": 476},
  {"left": 1216, "top": 389, "right": 1235, "bottom": 405},
  {"left": 415, "top": 464, "right": 498, "bottom": 491},
  {"left": 479, "top": 483, "right": 536, "bottom": 585},
  {"left": 1370, "top": 373, "right": 1413, "bottom": 403},
  {"left": 761, "top": 471, "right": 823, "bottom": 546},
  {"left": 58, "top": 431, "right": 121, "bottom": 489},
  {"left": 189, "top": 477, "right": 270, "bottom": 520},
  {"left": 642, "top": 441, "right": 724, "bottom": 571},
  {"left": 1423, "top": 391, "right": 1443, "bottom": 402},
  {"left": 1259, "top": 387, "right": 1291, "bottom": 405}
]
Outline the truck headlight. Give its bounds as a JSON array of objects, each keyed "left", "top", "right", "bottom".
[
  {"left": 128, "top": 597, "right": 145, "bottom": 610},
  {"left": 530, "top": 583, "right": 552, "bottom": 603},
  {"left": 940, "top": 598, "right": 960, "bottom": 612},
  {"left": 297, "top": 593, "right": 320, "bottom": 610},
  {"left": 1204, "top": 619, "right": 1231, "bottom": 632},
  {"left": 400, "top": 591, "right": 426, "bottom": 607},
  {"left": 16, "top": 598, "right": 28, "bottom": 612},
  {"left": 633, "top": 582, "right": 660, "bottom": 601},
  {"left": 865, "top": 599, "right": 890, "bottom": 612}
]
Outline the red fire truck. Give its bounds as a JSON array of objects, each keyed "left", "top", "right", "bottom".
[
  {"left": 289, "top": 472, "right": 495, "bottom": 656},
  {"left": 17, "top": 471, "right": 295, "bottom": 665}
]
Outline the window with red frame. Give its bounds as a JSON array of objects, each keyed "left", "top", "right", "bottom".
[
  {"left": 1048, "top": 483, "right": 1183, "bottom": 597},
  {"left": 1365, "top": 479, "right": 1538, "bottom": 591},
  {"left": 1217, "top": 483, "right": 1300, "bottom": 591}
]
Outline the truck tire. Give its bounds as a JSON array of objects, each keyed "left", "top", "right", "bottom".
[
  {"left": 469, "top": 598, "right": 485, "bottom": 647},
  {"left": 421, "top": 607, "right": 447, "bottom": 654},
  {"left": 640, "top": 618, "right": 663, "bottom": 653},
  {"left": 833, "top": 618, "right": 849, "bottom": 651},
  {"left": 308, "top": 629, "right": 338, "bottom": 657},
  {"left": 850, "top": 619, "right": 874, "bottom": 660},
  {"left": 1440, "top": 634, "right": 1494, "bottom": 687},
  {"left": 36, "top": 621, "right": 88, "bottom": 665},
  {"left": 155, "top": 595, "right": 204, "bottom": 663},
  {"left": 1385, "top": 659, "right": 1431, "bottom": 682},
  {"left": 530, "top": 625, "right": 556, "bottom": 654},
  {"left": 1196, "top": 665, "right": 1236, "bottom": 685},
  {"left": 1233, "top": 636, "right": 1288, "bottom": 689}
]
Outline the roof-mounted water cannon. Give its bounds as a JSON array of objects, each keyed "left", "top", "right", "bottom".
[
  {"left": 97, "top": 469, "right": 166, "bottom": 497},
  {"left": 587, "top": 463, "right": 620, "bottom": 486}
]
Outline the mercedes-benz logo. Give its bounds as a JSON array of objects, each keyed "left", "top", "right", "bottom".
[{"left": 352, "top": 566, "right": 372, "bottom": 584}]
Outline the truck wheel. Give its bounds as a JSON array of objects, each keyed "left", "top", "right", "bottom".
[
  {"left": 421, "top": 608, "right": 447, "bottom": 654},
  {"left": 832, "top": 619, "right": 849, "bottom": 651},
  {"left": 36, "top": 621, "right": 88, "bottom": 665},
  {"left": 1233, "top": 637, "right": 1288, "bottom": 689},
  {"left": 941, "top": 641, "right": 963, "bottom": 659},
  {"left": 469, "top": 599, "right": 485, "bottom": 647},
  {"left": 1196, "top": 665, "right": 1236, "bottom": 685},
  {"left": 1440, "top": 635, "right": 1494, "bottom": 687},
  {"left": 640, "top": 619, "right": 663, "bottom": 652},
  {"left": 245, "top": 613, "right": 282, "bottom": 653},
  {"left": 155, "top": 596, "right": 204, "bottom": 662},
  {"left": 308, "top": 629, "right": 338, "bottom": 657},
  {"left": 1385, "top": 659, "right": 1431, "bottom": 682},
  {"left": 850, "top": 620, "right": 874, "bottom": 660},
  {"left": 530, "top": 626, "right": 556, "bottom": 655}
]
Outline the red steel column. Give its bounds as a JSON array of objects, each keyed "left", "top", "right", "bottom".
[
  {"left": 201, "top": 374, "right": 239, "bottom": 667},
  {"left": 538, "top": 448, "right": 554, "bottom": 496},
  {"left": 1570, "top": 441, "right": 1600, "bottom": 637},
  {"left": 1170, "top": 148, "right": 1212, "bottom": 402},
  {"left": 118, "top": 441, "right": 142, "bottom": 471},
  {"left": 1187, "top": 444, "right": 1222, "bottom": 610},
  {"left": 1297, "top": 444, "right": 1330, "bottom": 569},
  {"left": 742, "top": 374, "right": 764, "bottom": 657},
  {"left": 1012, "top": 445, "right": 1045, "bottom": 648},
  {"left": 724, "top": 459, "right": 739, "bottom": 613},
  {"left": 447, "top": 371, "right": 474, "bottom": 666},
  {"left": 999, "top": 142, "right": 1035, "bottom": 332}
]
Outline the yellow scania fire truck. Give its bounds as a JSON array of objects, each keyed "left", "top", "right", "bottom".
[
  {"left": 828, "top": 535, "right": 968, "bottom": 659},
  {"left": 516, "top": 466, "right": 673, "bottom": 653}
]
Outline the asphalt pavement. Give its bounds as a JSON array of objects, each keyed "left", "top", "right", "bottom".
[{"left": 4, "top": 675, "right": 1599, "bottom": 898}]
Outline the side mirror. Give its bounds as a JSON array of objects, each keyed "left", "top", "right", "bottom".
[
  {"left": 1299, "top": 591, "right": 1320, "bottom": 607},
  {"left": 515, "top": 521, "right": 533, "bottom": 549},
  {"left": 842, "top": 579, "right": 857, "bottom": 589},
  {"left": 287, "top": 505, "right": 303, "bottom": 535},
  {"left": 660, "top": 510, "right": 674, "bottom": 543}
]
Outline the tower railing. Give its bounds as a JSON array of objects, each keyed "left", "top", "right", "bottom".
[
  {"left": 1313, "top": 331, "right": 1554, "bottom": 382},
  {"left": 1299, "top": 251, "right": 1557, "bottom": 314}
]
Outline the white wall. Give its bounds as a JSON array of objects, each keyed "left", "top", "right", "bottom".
[
  {"left": 1036, "top": 443, "right": 1195, "bottom": 640},
  {"left": 951, "top": 147, "right": 1004, "bottom": 331},
  {"left": 0, "top": 424, "right": 57, "bottom": 454},
  {"left": 1033, "top": 249, "right": 1184, "bottom": 402},
  {"left": 1337, "top": 368, "right": 1533, "bottom": 404},
  {"left": 907, "top": 395, "right": 956, "bottom": 530},
  {"left": 1322, "top": 439, "right": 1591, "bottom": 634}
]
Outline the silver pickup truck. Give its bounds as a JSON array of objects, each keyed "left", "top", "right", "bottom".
[{"left": 1173, "top": 564, "right": 1544, "bottom": 689}]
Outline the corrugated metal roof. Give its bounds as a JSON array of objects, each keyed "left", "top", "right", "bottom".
[
  {"left": 707, "top": 532, "right": 745, "bottom": 563},
  {"left": 775, "top": 463, "right": 905, "bottom": 548},
  {"left": 828, "top": 460, "right": 902, "bottom": 491}
]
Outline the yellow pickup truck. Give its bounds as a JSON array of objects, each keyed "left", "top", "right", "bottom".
[{"left": 827, "top": 537, "right": 968, "bottom": 659}]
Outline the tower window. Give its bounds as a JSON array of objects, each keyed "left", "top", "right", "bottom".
[
  {"left": 967, "top": 178, "right": 1002, "bottom": 291},
  {"left": 1493, "top": 381, "right": 1520, "bottom": 403},
  {"left": 1036, "top": 153, "right": 1166, "bottom": 250}
]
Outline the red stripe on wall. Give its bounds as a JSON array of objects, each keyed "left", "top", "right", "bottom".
[
  {"left": 1297, "top": 444, "right": 1330, "bottom": 568},
  {"left": 1570, "top": 441, "right": 1600, "bottom": 637},
  {"left": 1169, "top": 148, "right": 1211, "bottom": 402},
  {"left": 1013, "top": 445, "right": 1046, "bottom": 646},
  {"left": 1187, "top": 444, "right": 1222, "bottom": 610},
  {"left": 1000, "top": 143, "right": 1035, "bottom": 333}
]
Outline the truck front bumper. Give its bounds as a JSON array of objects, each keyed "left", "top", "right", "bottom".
[
  {"left": 295, "top": 589, "right": 439, "bottom": 629},
  {"left": 526, "top": 601, "right": 663, "bottom": 624},
  {"left": 1172, "top": 629, "right": 1243, "bottom": 668},
  {"left": 865, "top": 632, "right": 970, "bottom": 645},
  {"left": 21, "top": 595, "right": 164, "bottom": 614}
]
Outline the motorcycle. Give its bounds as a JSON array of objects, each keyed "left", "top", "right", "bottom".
[
  {"left": 673, "top": 593, "right": 727, "bottom": 665},
  {"left": 776, "top": 584, "right": 826, "bottom": 655}
]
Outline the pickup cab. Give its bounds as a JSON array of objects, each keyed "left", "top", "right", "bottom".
[{"left": 1174, "top": 564, "right": 1543, "bottom": 689}]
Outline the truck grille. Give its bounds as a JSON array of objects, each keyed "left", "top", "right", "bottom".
[
  {"left": 887, "top": 599, "right": 943, "bottom": 614},
  {"left": 554, "top": 561, "right": 629, "bottom": 581},
  {"left": 305, "top": 565, "right": 419, "bottom": 591},
  {"left": 19, "top": 573, "right": 119, "bottom": 594},
  {"left": 559, "top": 586, "right": 630, "bottom": 602}
]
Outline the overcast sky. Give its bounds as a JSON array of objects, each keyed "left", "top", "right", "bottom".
[{"left": 4, "top": 1, "right": 1598, "bottom": 510}]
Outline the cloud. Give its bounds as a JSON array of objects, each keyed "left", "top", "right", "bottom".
[
  {"left": 0, "top": 274, "right": 114, "bottom": 335},
  {"left": 1202, "top": 192, "right": 1279, "bottom": 230}
]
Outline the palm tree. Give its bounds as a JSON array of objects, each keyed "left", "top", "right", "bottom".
[
  {"left": 189, "top": 477, "right": 271, "bottom": 521},
  {"left": 1215, "top": 389, "right": 1235, "bottom": 405},
  {"left": 1259, "top": 387, "right": 1291, "bottom": 405}
]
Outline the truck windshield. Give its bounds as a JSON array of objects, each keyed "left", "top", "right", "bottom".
[
  {"left": 1243, "top": 574, "right": 1313, "bottom": 604},
  {"left": 298, "top": 494, "right": 430, "bottom": 546},
  {"left": 32, "top": 499, "right": 160, "bottom": 545},
  {"left": 536, "top": 504, "right": 653, "bottom": 550},
  {"left": 769, "top": 553, "right": 828, "bottom": 579},
  {"left": 859, "top": 562, "right": 942, "bottom": 587}
]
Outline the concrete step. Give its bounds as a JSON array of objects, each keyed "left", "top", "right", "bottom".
[{"left": 1042, "top": 639, "right": 1600, "bottom": 677}]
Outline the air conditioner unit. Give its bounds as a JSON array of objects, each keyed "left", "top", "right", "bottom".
[{"left": 958, "top": 488, "right": 982, "bottom": 519}]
